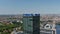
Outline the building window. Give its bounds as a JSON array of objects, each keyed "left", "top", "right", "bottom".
[{"left": 29, "top": 19, "right": 33, "bottom": 21}]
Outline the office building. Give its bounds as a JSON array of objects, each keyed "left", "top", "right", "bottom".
[{"left": 23, "top": 14, "right": 40, "bottom": 34}]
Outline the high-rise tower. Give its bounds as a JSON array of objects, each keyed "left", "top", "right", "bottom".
[{"left": 23, "top": 14, "right": 40, "bottom": 34}]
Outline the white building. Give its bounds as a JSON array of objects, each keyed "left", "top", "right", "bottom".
[{"left": 11, "top": 31, "right": 23, "bottom": 34}]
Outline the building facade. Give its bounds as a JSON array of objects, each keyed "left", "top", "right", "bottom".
[{"left": 23, "top": 14, "right": 40, "bottom": 34}]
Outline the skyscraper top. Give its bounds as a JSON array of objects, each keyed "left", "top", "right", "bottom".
[{"left": 23, "top": 14, "right": 40, "bottom": 16}]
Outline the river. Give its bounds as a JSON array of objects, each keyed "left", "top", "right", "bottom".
[{"left": 56, "top": 25, "right": 60, "bottom": 34}]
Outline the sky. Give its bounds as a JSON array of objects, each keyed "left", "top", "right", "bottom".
[
  {"left": 40, "top": 0, "right": 60, "bottom": 14},
  {"left": 0, "top": 0, "right": 60, "bottom": 14}
]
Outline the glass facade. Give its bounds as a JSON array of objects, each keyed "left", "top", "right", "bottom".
[
  {"left": 23, "top": 14, "right": 40, "bottom": 34},
  {"left": 33, "top": 15, "right": 40, "bottom": 34}
]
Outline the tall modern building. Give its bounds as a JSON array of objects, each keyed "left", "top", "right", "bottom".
[{"left": 23, "top": 14, "right": 40, "bottom": 34}]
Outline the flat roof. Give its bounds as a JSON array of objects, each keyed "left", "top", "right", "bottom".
[{"left": 23, "top": 14, "right": 40, "bottom": 16}]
